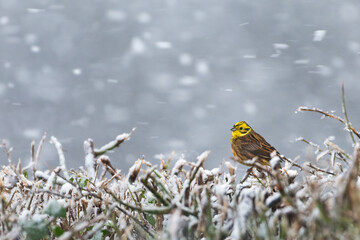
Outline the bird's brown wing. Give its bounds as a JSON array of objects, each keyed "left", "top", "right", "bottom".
[{"left": 239, "top": 131, "right": 278, "bottom": 161}]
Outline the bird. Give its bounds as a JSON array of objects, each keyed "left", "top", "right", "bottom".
[{"left": 230, "top": 121, "right": 281, "bottom": 167}]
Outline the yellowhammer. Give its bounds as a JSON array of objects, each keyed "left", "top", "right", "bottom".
[{"left": 230, "top": 121, "right": 281, "bottom": 166}]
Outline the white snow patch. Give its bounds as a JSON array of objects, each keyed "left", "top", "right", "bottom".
[
  {"left": 232, "top": 187, "right": 257, "bottom": 238},
  {"left": 19, "top": 209, "right": 31, "bottom": 221},
  {"left": 45, "top": 172, "right": 56, "bottom": 190},
  {"left": 30, "top": 45, "right": 40, "bottom": 53},
  {"left": 74, "top": 221, "right": 89, "bottom": 232},
  {"left": 50, "top": 136, "right": 68, "bottom": 178},
  {"left": 0, "top": 83, "right": 7, "bottom": 96},
  {"left": 127, "top": 158, "right": 142, "bottom": 181},
  {"left": 35, "top": 170, "right": 49, "bottom": 180},
  {"left": 155, "top": 41, "right": 172, "bottom": 49},
  {"left": 128, "top": 182, "right": 143, "bottom": 193},
  {"left": 137, "top": 12, "right": 151, "bottom": 23},
  {"left": 244, "top": 101, "right": 257, "bottom": 115},
  {"left": 3, "top": 62, "right": 11, "bottom": 68},
  {"left": 202, "top": 169, "right": 213, "bottom": 182},
  {"left": 194, "top": 10, "right": 206, "bottom": 21},
  {"left": 60, "top": 182, "right": 76, "bottom": 196},
  {"left": 286, "top": 169, "right": 298, "bottom": 179},
  {"left": 266, "top": 192, "right": 281, "bottom": 207},
  {"left": 213, "top": 184, "right": 228, "bottom": 196},
  {"left": 313, "top": 30, "right": 327, "bottom": 42},
  {"left": 271, "top": 43, "right": 289, "bottom": 57},
  {"left": 196, "top": 61, "right": 209, "bottom": 75},
  {"left": 243, "top": 55, "right": 256, "bottom": 59},
  {"left": 72, "top": 68, "right": 82, "bottom": 75},
  {"left": 25, "top": 34, "right": 38, "bottom": 44},
  {"left": 106, "top": 10, "right": 127, "bottom": 22},
  {"left": 107, "top": 79, "right": 119, "bottom": 84},
  {"left": 239, "top": 22, "right": 249, "bottom": 27},
  {"left": 211, "top": 168, "right": 220, "bottom": 175},
  {"left": 356, "top": 176, "right": 360, "bottom": 189},
  {"left": 193, "top": 107, "right": 207, "bottom": 119},
  {"left": 27, "top": 8, "right": 45, "bottom": 13},
  {"left": 153, "top": 153, "right": 165, "bottom": 160},
  {"left": 313, "top": 65, "right": 332, "bottom": 76},
  {"left": 172, "top": 158, "right": 187, "bottom": 175},
  {"left": 294, "top": 59, "right": 310, "bottom": 65},
  {"left": 269, "top": 157, "right": 281, "bottom": 168},
  {"left": 340, "top": 4, "right": 359, "bottom": 22},
  {"left": 131, "top": 37, "right": 146, "bottom": 54},
  {"left": 179, "top": 76, "right": 198, "bottom": 86},
  {"left": 273, "top": 43, "right": 289, "bottom": 49},
  {"left": 84, "top": 140, "right": 96, "bottom": 179},
  {"left": 179, "top": 53, "right": 193, "bottom": 66},
  {"left": 197, "top": 150, "right": 210, "bottom": 163},
  {"left": 168, "top": 209, "right": 182, "bottom": 239},
  {"left": 0, "top": 16, "right": 9, "bottom": 25},
  {"left": 1, "top": 166, "right": 18, "bottom": 188},
  {"left": 116, "top": 133, "right": 131, "bottom": 141},
  {"left": 220, "top": 88, "right": 233, "bottom": 92},
  {"left": 348, "top": 41, "right": 360, "bottom": 53},
  {"left": 142, "top": 31, "right": 152, "bottom": 40}
]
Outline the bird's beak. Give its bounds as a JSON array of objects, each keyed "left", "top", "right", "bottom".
[{"left": 230, "top": 127, "right": 236, "bottom": 131}]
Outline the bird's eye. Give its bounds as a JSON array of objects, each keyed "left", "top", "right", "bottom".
[{"left": 239, "top": 127, "right": 243, "bottom": 130}]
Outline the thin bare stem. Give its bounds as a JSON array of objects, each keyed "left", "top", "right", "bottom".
[
  {"left": 35, "top": 133, "right": 47, "bottom": 168},
  {"left": 298, "top": 107, "right": 360, "bottom": 139},
  {"left": 140, "top": 178, "right": 171, "bottom": 206},
  {"left": 281, "top": 156, "right": 304, "bottom": 170},
  {"left": 306, "top": 162, "right": 335, "bottom": 176},
  {"left": 31, "top": 140, "right": 35, "bottom": 180},
  {"left": 1, "top": 140, "right": 13, "bottom": 165},
  {"left": 342, "top": 81, "right": 356, "bottom": 144},
  {"left": 115, "top": 206, "right": 155, "bottom": 238}
]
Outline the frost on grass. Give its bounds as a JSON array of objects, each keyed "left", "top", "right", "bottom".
[{"left": 2, "top": 106, "right": 360, "bottom": 239}]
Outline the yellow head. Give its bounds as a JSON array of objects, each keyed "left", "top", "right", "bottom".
[{"left": 231, "top": 121, "right": 252, "bottom": 138}]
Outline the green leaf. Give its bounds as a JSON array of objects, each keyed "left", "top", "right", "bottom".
[
  {"left": 50, "top": 225, "right": 64, "bottom": 237},
  {"left": 78, "top": 177, "right": 89, "bottom": 188},
  {"left": 43, "top": 200, "right": 66, "bottom": 218},
  {"left": 145, "top": 213, "right": 156, "bottom": 227},
  {"left": 22, "top": 219, "right": 49, "bottom": 240},
  {"left": 23, "top": 171, "right": 28, "bottom": 179},
  {"left": 148, "top": 197, "right": 156, "bottom": 204}
]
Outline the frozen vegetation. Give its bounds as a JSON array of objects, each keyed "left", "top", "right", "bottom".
[
  {"left": 1, "top": 1, "right": 360, "bottom": 171},
  {"left": 1, "top": 90, "right": 360, "bottom": 239}
]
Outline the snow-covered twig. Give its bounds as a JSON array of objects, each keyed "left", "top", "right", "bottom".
[
  {"left": 298, "top": 106, "right": 360, "bottom": 139},
  {"left": 50, "top": 136, "right": 69, "bottom": 179},
  {"left": 94, "top": 128, "right": 135, "bottom": 157}
]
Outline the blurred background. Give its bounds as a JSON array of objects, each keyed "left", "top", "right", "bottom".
[{"left": 1, "top": 0, "right": 360, "bottom": 173}]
